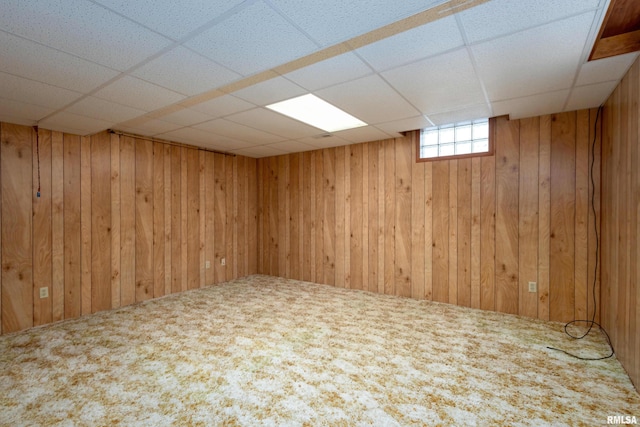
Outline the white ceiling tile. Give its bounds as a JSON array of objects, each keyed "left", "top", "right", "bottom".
[
  {"left": 492, "top": 90, "right": 570, "bottom": 120},
  {"left": 0, "top": 115, "right": 38, "bottom": 127},
  {"left": 158, "top": 108, "right": 213, "bottom": 127},
  {"left": 317, "top": 74, "right": 419, "bottom": 124},
  {"left": 375, "top": 116, "right": 433, "bottom": 134},
  {"left": 115, "top": 119, "right": 183, "bottom": 137},
  {"left": 271, "top": 0, "right": 443, "bottom": 46},
  {"left": 266, "top": 140, "right": 317, "bottom": 153},
  {"left": 576, "top": 53, "right": 639, "bottom": 86},
  {"left": 232, "top": 77, "right": 306, "bottom": 106},
  {"left": 65, "top": 96, "right": 147, "bottom": 124},
  {"left": 93, "top": 76, "right": 185, "bottom": 112},
  {"left": 357, "top": 15, "right": 464, "bottom": 72},
  {"left": 185, "top": 1, "right": 318, "bottom": 76},
  {"left": 382, "top": 48, "right": 485, "bottom": 115},
  {"left": 189, "top": 95, "right": 256, "bottom": 118},
  {"left": 332, "top": 126, "right": 392, "bottom": 144},
  {"left": 226, "top": 108, "right": 321, "bottom": 139},
  {"left": 0, "top": 31, "right": 119, "bottom": 93},
  {"left": 159, "top": 127, "right": 250, "bottom": 151},
  {"left": 132, "top": 47, "right": 241, "bottom": 96},
  {"left": 92, "top": 0, "right": 246, "bottom": 40},
  {"left": 39, "top": 111, "right": 113, "bottom": 135},
  {"left": 0, "top": 0, "right": 171, "bottom": 71},
  {"left": 0, "top": 98, "right": 54, "bottom": 123},
  {"left": 194, "top": 118, "right": 284, "bottom": 144},
  {"left": 284, "top": 52, "right": 373, "bottom": 91},
  {"left": 472, "top": 12, "right": 595, "bottom": 101},
  {"left": 565, "top": 81, "right": 618, "bottom": 112},
  {"left": 427, "top": 104, "right": 492, "bottom": 126},
  {"left": 0, "top": 71, "right": 82, "bottom": 109},
  {"left": 230, "top": 145, "right": 287, "bottom": 158},
  {"left": 297, "top": 134, "right": 351, "bottom": 149},
  {"left": 458, "top": 0, "right": 601, "bottom": 43}
]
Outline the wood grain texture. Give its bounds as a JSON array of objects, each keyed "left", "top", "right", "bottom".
[
  {"left": 163, "top": 145, "right": 172, "bottom": 295},
  {"left": 199, "top": 151, "right": 206, "bottom": 287},
  {"left": 601, "top": 56, "right": 640, "bottom": 392},
  {"left": 424, "top": 162, "right": 433, "bottom": 301},
  {"left": 575, "top": 110, "right": 590, "bottom": 321},
  {"left": 80, "top": 136, "right": 92, "bottom": 316},
  {"left": 186, "top": 148, "right": 199, "bottom": 290},
  {"left": 315, "top": 153, "right": 324, "bottom": 285},
  {"left": 205, "top": 152, "right": 215, "bottom": 285},
  {"left": 334, "top": 147, "right": 345, "bottom": 287},
  {"left": 344, "top": 147, "right": 350, "bottom": 289},
  {"left": 383, "top": 140, "right": 395, "bottom": 295},
  {"left": 64, "top": 135, "right": 81, "bottom": 318},
  {"left": 480, "top": 154, "right": 496, "bottom": 312},
  {"left": 495, "top": 116, "right": 519, "bottom": 315},
  {"left": 395, "top": 137, "right": 411, "bottom": 297},
  {"left": 351, "top": 144, "right": 364, "bottom": 290},
  {"left": 518, "top": 117, "right": 539, "bottom": 319},
  {"left": 51, "top": 131, "right": 64, "bottom": 322},
  {"left": 111, "top": 134, "right": 121, "bottom": 309},
  {"left": 0, "top": 122, "right": 258, "bottom": 336},
  {"left": 550, "top": 112, "right": 576, "bottom": 322},
  {"left": 432, "top": 161, "right": 449, "bottom": 303},
  {"left": 538, "top": 115, "right": 552, "bottom": 320},
  {"left": 322, "top": 150, "right": 335, "bottom": 285},
  {"left": 367, "top": 142, "right": 379, "bottom": 294},
  {"left": 90, "top": 132, "right": 111, "bottom": 313},
  {"left": 135, "top": 138, "right": 153, "bottom": 301},
  {"left": 120, "top": 137, "right": 135, "bottom": 305},
  {"left": 32, "top": 129, "right": 52, "bottom": 326},
  {"left": 411, "top": 136, "right": 425, "bottom": 300},
  {"left": 181, "top": 148, "right": 188, "bottom": 291},
  {"left": 170, "top": 146, "right": 181, "bottom": 292},
  {"left": 448, "top": 160, "right": 458, "bottom": 304},
  {"left": 289, "top": 154, "right": 300, "bottom": 280},
  {"left": 457, "top": 158, "right": 471, "bottom": 307},
  {"left": 1, "top": 123, "right": 33, "bottom": 333},
  {"left": 153, "top": 142, "right": 164, "bottom": 297},
  {"left": 470, "top": 157, "right": 481, "bottom": 309},
  {"left": 302, "top": 153, "right": 312, "bottom": 282},
  {"left": 214, "top": 153, "right": 225, "bottom": 284}
]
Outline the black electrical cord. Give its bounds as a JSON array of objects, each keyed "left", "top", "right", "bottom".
[
  {"left": 546, "top": 106, "right": 614, "bottom": 361},
  {"left": 34, "top": 126, "right": 41, "bottom": 198}
]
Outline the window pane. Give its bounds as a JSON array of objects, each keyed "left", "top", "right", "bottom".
[
  {"left": 472, "top": 139, "right": 489, "bottom": 153},
  {"left": 419, "top": 118, "right": 489, "bottom": 160},
  {"left": 455, "top": 125, "right": 472, "bottom": 142},
  {"left": 422, "top": 145, "right": 438, "bottom": 158},
  {"left": 439, "top": 143, "right": 455, "bottom": 156},
  {"left": 456, "top": 141, "right": 471, "bottom": 155},
  {"left": 439, "top": 127, "right": 454, "bottom": 144},
  {"left": 473, "top": 121, "right": 489, "bottom": 139},
  {"left": 422, "top": 129, "right": 439, "bottom": 146}
]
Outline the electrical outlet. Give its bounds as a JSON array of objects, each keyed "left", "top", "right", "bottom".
[
  {"left": 39, "top": 287, "right": 49, "bottom": 299},
  {"left": 221, "top": 257, "right": 226, "bottom": 266},
  {"left": 528, "top": 282, "right": 537, "bottom": 293},
  {"left": 205, "top": 260, "right": 211, "bottom": 269}
]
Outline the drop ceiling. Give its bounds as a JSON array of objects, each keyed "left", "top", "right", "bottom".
[{"left": 0, "top": 0, "right": 636, "bottom": 157}]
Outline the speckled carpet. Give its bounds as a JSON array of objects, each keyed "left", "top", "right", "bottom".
[{"left": 0, "top": 275, "right": 638, "bottom": 426}]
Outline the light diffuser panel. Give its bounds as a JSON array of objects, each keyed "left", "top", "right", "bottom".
[{"left": 266, "top": 94, "right": 366, "bottom": 133}]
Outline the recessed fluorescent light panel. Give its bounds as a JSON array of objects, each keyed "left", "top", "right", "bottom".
[{"left": 266, "top": 94, "right": 367, "bottom": 133}]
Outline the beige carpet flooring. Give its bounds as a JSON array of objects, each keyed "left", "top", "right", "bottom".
[{"left": 0, "top": 275, "right": 638, "bottom": 426}]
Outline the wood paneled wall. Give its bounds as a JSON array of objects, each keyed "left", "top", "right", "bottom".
[
  {"left": 257, "top": 111, "right": 601, "bottom": 323},
  {"left": 0, "top": 124, "right": 257, "bottom": 335},
  {"left": 602, "top": 56, "right": 640, "bottom": 392}
]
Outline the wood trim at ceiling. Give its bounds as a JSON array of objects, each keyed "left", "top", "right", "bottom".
[{"left": 589, "top": 0, "right": 640, "bottom": 61}]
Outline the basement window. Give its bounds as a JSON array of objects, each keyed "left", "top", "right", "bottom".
[{"left": 417, "top": 118, "right": 493, "bottom": 162}]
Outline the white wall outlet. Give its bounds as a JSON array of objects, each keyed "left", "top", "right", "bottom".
[
  {"left": 205, "top": 260, "right": 211, "bottom": 269},
  {"left": 221, "top": 257, "right": 226, "bottom": 266},
  {"left": 528, "top": 281, "right": 537, "bottom": 293},
  {"left": 39, "top": 287, "right": 49, "bottom": 299}
]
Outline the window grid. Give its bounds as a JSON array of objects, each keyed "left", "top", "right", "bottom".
[{"left": 420, "top": 119, "right": 489, "bottom": 159}]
